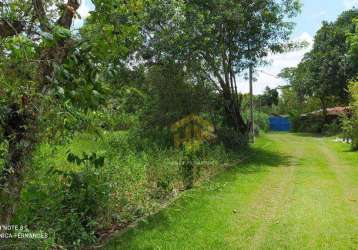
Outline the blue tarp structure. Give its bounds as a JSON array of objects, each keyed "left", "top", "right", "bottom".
[{"left": 269, "top": 116, "right": 291, "bottom": 131}]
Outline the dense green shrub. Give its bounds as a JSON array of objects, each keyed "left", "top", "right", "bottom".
[
  {"left": 254, "top": 112, "right": 270, "bottom": 133},
  {"left": 291, "top": 112, "right": 347, "bottom": 136},
  {"left": 55, "top": 152, "right": 108, "bottom": 246},
  {"left": 242, "top": 111, "right": 270, "bottom": 134},
  {"left": 291, "top": 114, "right": 324, "bottom": 133},
  {"left": 349, "top": 81, "right": 358, "bottom": 150},
  {"left": 15, "top": 149, "right": 112, "bottom": 248},
  {"left": 322, "top": 120, "right": 342, "bottom": 136},
  {"left": 12, "top": 130, "right": 237, "bottom": 249},
  {"left": 216, "top": 126, "right": 249, "bottom": 149},
  {"left": 352, "top": 122, "right": 358, "bottom": 150},
  {"left": 0, "top": 141, "right": 6, "bottom": 172},
  {"left": 342, "top": 116, "right": 358, "bottom": 150}
]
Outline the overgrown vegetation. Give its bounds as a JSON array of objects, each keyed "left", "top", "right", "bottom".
[
  {"left": 12, "top": 131, "right": 238, "bottom": 248},
  {"left": 344, "top": 81, "right": 358, "bottom": 149},
  {"left": 0, "top": 0, "right": 299, "bottom": 248},
  {"left": 1, "top": 0, "right": 357, "bottom": 248}
]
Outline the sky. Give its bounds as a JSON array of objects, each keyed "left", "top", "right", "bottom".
[{"left": 75, "top": 0, "right": 358, "bottom": 94}]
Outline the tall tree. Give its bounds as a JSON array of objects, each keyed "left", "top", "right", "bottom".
[
  {"left": 0, "top": 0, "right": 144, "bottom": 226},
  {"left": 0, "top": 0, "right": 82, "bottom": 226},
  {"left": 141, "top": 0, "right": 300, "bottom": 139},
  {"left": 292, "top": 9, "right": 358, "bottom": 120}
]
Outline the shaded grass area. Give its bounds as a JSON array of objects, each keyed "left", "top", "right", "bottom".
[{"left": 105, "top": 133, "right": 358, "bottom": 250}]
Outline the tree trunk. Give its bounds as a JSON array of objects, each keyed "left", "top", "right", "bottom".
[
  {"left": 222, "top": 89, "right": 248, "bottom": 134},
  {"left": 0, "top": 103, "right": 37, "bottom": 227},
  {"left": 0, "top": 0, "right": 80, "bottom": 227}
]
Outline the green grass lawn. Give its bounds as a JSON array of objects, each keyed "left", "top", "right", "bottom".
[{"left": 104, "top": 133, "right": 358, "bottom": 250}]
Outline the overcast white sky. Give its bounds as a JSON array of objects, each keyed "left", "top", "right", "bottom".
[{"left": 75, "top": 0, "right": 358, "bottom": 94}]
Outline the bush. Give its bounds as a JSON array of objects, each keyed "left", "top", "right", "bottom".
[
  {"left": 16, "top": 150, "right": 111, "bottom": 248},
  {"left": 0, "top": 141, "right": 6, "bottom": 172},
  {"left": 291, "top": 114, "right": 324, "bottom": 133},
  {"left": 344, "top": 117, "right": 358, "bottom": 150},
  {"left": 216, "top": 126, "right": 249, "bottom": 149},
  {"left": 349, "top": 81, "right": 358, "bottom": 150},
  {"left": 14, "top": 130, "right": 238, "bottom": 249},
  {"left": 87, "top": 111, "right": 139, "bottom": 131},
  {"left": 254, "top": 112, "right": 270, "bottom": 133},
  {"left": 352, "top": 122, "right": 358, "bottom": 150},
  {"left": 243, "top": 111, "right": 270, "bottom": 134},
  {"left": 322, "top": 120, "right": 342, "bottom": 136}
]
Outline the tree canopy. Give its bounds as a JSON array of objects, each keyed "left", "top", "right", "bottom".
[{"left": 281, "top": 9, "right": 358, "bottom": 119}]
